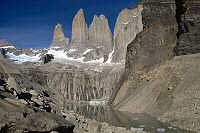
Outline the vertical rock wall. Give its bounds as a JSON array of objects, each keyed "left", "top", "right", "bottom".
[
  {"left": 113, "top": 0, "right": 177, "bottom": 106},
  {"left": 112, "top": 5, "right": 143, "bottom": 63},
  {"left": 89, "top": 15, "right": 113, "bottom": 52},
  {"left": 71, "top": 9, "right": 89, "bottom": 46}
]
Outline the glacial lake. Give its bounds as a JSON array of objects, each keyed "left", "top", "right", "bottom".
[{"left": 64, "top": 103, "right": 192, "bottom": 133}]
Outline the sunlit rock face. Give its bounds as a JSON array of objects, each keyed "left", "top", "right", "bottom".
[
  {"left": 50, "top": 23, "right": 69, "bottom": 48},
  {"left": 112, "top": 5, "right": 143, "bottom": 63},
  {"left": 89, "top": 15, "right": 113, "bottom": 52},
  {"left": 68, "top": 9, "right": 114, "bottom": 62},
  {"left": 71, "top": 9, "right": 89, "bottom": 46}
]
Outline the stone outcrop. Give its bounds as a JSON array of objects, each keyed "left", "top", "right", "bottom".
[
  {"left": 71, "top": 9, "right": 89, "bottom": 45},
  {"left": 50, "top": 23, "right": 69, "bottom": 48},
  {"left": 175, "top": 0, "right": 200, "bottom": 55},
  {"left": 112, "top": 5, "right": 143, "bottom": 62},
  {"left": 0, "top": 58, "right": 75, "bottom": 133},
  {"left": 89, "top": 15, "right": 113, "bottom": 51}
]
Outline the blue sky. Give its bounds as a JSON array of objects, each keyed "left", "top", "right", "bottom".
[{"left": 0, "top": 0, "right": 138, "bottom": 48}]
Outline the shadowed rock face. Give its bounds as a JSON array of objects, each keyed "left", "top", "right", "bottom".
[
  {"left": 51, "top": 23, "right": 70, "bottom": 48},
  {"left": 71, "top": 9, "right": 89, "bottom": 45},
  {"left": 112, "top": 5, "right": 143, "bottom": 63},
  {"left": 175, "top": 0, "right": 200, "bottom": 55},
  {"left": 89, "top": 15, "right": 113, "bottom": 51},
  {"left": 113, "top": 0, "right": 177, "bottom": 105},
  {"left": 112, "top": 0, "right": 200, "bottom": 131}
]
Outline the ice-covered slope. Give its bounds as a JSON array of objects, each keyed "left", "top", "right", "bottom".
[{"left": 6, "top": 48, "right": 109, "bottom": 64}]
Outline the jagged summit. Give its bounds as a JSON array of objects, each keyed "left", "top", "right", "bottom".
[
  {"left": 89, "top": 14, "right": 113, "bottom": 50},
  {"left": 71, "top": 8, "right": 89, "bottom": 45},
  {"left": 50, "top": 23, "right": 69, "bottom": 48}
]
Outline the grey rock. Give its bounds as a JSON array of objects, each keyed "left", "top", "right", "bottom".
[
  {"left": 71, "top": 9, "right": 89, "bottom": 45},
  {"left": 112, "top": 5, "right": 143, "bottom": 63},
  {"left": 175, "top": 0, "right": 200, "bottom": 55},
  {"left": 50, "top": 23, "right": 70, "bottom": 48},
  {"left": 89, "top": 15, "right": 113, "bottom": 52}
]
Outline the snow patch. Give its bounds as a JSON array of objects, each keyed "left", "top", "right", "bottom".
[
  {"left": 83, "top": 49, "right": 93, "bottom": 55},
  {"left": 105, "top": 49, "right": 114, "bottom": 63},
  {"left": 86, "top": 57, "right": 104, "bottom": 64},
  {"left": 0, "top": 46, "right": 15, "bottom": 49},
  {"left": 7, "top": 53, "right": 40, "bottom": 63},
  {"left": 89, "top": 98, "right": 108, "bottom": 106},
  {"left": 122, "top": 22, "right": 129, "bottom": 25},
  {"left": 68, "top": 49, "right": 77, "bottom": 52}
]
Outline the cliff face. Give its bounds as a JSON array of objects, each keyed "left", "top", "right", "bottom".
[
  {"left": 175, "top": 0, "right": 200, "bottom": 55},
  {"left": 50, "top": 23, "right": 69, "bottom": 48},
  {"left": 112, "top": 0, "right": 200, "bottom": 131},
  {"left": 22, "top": 63, "right": 124, "bottom": 107},
  {"left": 71, "top": 9, "right": 89, "bottom": 45},
  {"left": 113, "top": 0, "right": 177, "bottom": 105},
  {"left": 89, "top": 15, "right": 113, "bottom": 51},
  {"left": 112, "top": 5, "right": 143, "bottom": 63}
]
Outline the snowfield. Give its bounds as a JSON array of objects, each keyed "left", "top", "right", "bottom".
[{"left": 6, "top": 48, "right": 115, "bottom": 64}]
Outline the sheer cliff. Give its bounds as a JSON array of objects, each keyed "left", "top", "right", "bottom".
[
  {"left": 112, "top": 0, "right": 200, "bottom": 131},
  {"left": 112, "top": 5, "right": 143, "bottom": 63}
]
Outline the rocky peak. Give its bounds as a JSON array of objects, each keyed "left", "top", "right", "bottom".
[
  {"left": 71, "top": 8, "right": 89, "bottom": 45},
  {"left": 89, "top": 14, "right": 113, "bottom": 50},
  {"left": 51, "top": 23, "right": 69, "bottom": 48},
  {"left": 53, "top": 23, "right": 65, "bottom": 41}
]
